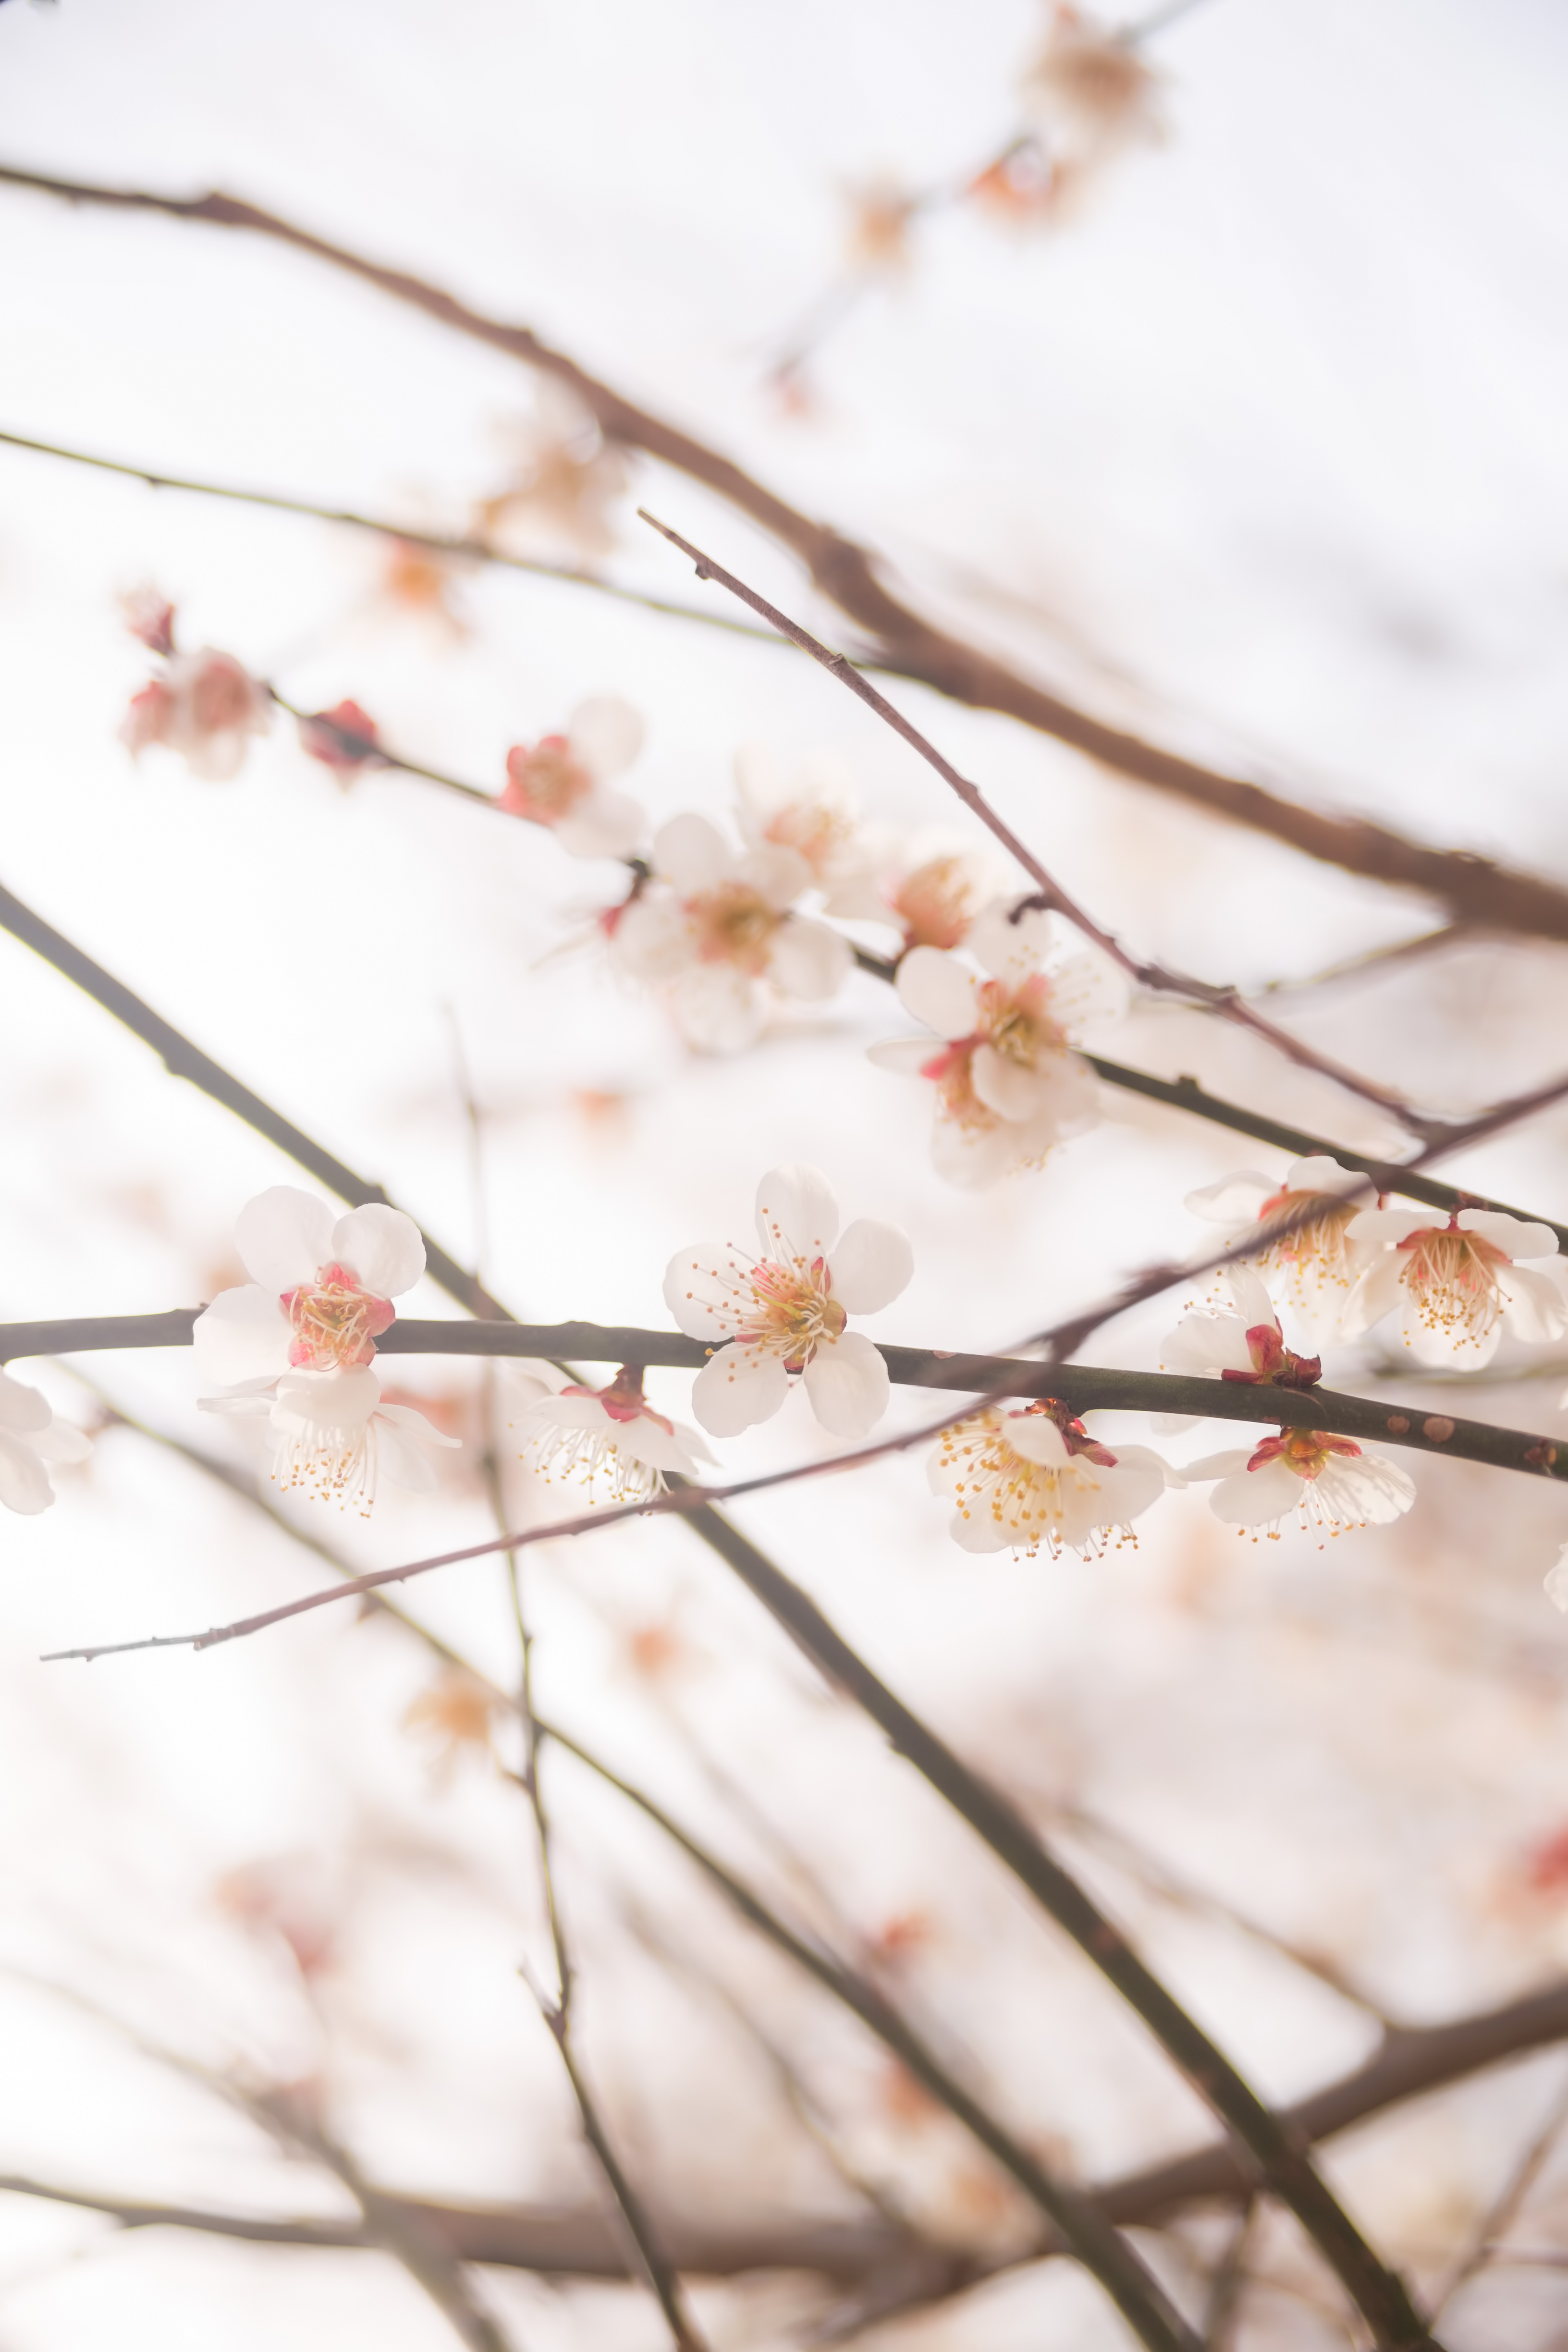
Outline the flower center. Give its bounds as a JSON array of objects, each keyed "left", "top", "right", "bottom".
[
  {"left": 937, "top": 1406, "right": 1125, "bottom": 1559},
  {"left": 891, "top": 858, "right": 975, "bottom": 952},
  {"left": 764, "top": 802, "right": 852, "bottom": 878},
  {"left": 1220, "top": 1323, "right": 1322, "bottom": 1389},
  {"left": 502, "top": 735, "right": 593, "bottom": 824},
  {"left": 189, "top": 658, "right": 256, "bottom": 733},
  {"left": 688, "top": 882, "right": 783, "bottom": 975},
  {"left": 735, "top": 1256, "right": 846, "bottom": 1371},
  {"left": 1395, "top": 1217, "right": 1509, "bottom": 1347},
  {"left": 1246, "top": 1428, "right": 1361, "bottom": 1482},
  {"left": 1250, "top": 1187, "right": 1361, "bottom": 1300},
  {"left": 977, "top": 974, "right": 1067, "bottom": 1068},
  {"left": 282, "top": 1262, "right": 395, "bottom": 1371}
]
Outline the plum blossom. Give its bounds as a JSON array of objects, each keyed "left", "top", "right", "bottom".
[
  {"left": 475, "top": 384, "right": 630, "bottom": 564},
  {"left": 881, "top": 847, "right": 1002, "bottom": 954},
  {"left": 1545, "top": 1549, "right": 1568, "bottom": 1615},
  {"left": 120, "top": 584, "right": 176, "bottom": 657},
  {"left": 297, "top": 699, "right": 384, "bottom": 785},
  {"left": 665, "top": 1163, "right": 912, "bottom": 1438},
  {"left": 1341, "top": 1208, "right": 1568, "bottom": 1368},
  {"left": 842, "top": 177, "right": 921, "bottom": 275},
  {"left": 501, "top": 697, "right": 647, "bottom": 860},
  {"left": 193, "top": 1187, "right": 426, "bottom": 1389},
  {"left": 868, "top": 901, "right": 1115, "bottom": 1185},
  {"left": 512, "top": 1364, "right": 716, "bottom": 1505},
  {"left": 930, "top": 1399, "right": 1169, "bottom": 1559},
  {"left": 200, "top": 1365, "right": 459, "bottom": 1515},
  {"left": 120, "top": 648, "right": 271, "bottom": 782},
  {"left": 1161, "top": 1266, "right": 1321, "bottom": 1390},
  {"left": 1185, "top": 1157, "right": 1372, "bottom": 1342},
  {"left": 0, "top": 1370, "right": 91, "bottom": 1516},
  {"left": 614, "top": 814, "right": 852, "bottom": 1053},
  {"left": 1185, "top": 1426, "right": 1415, "bottom": 1542},
  {"left": 1020, "top": 7, "right": 1167, "bottom": 196},
  {"left": 734, "top": 744, "right": 882, "bottom": 915}
]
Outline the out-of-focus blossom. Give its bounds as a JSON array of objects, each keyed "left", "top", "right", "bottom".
[
  {"left": 665, "top": 1163, "right": 912, "bottom": 1438},
  {"left": 734, "top": 744, "right": 882, "bottom": 914},
  {"left": 843, "top": 177, "right": 921, "bottom": 276},
  {"left": 613, "top": 814, "right": 852, "bottom": 1052},
  {"left": 0, "top": 1370, "right": 91, "bottom": 1515},
  {"left": 512, "top": 1364, "right": 716, "bottom": 1504},
  {"left": 868, "top": 901, "right": 1113, "bottom": 1185},
  {"left": 1186, "top": 1427, "right": 1416, "bottom": 1540},
  {"left": 377, "top": 539, "right": 472, "bottom": 639},
  {"left": 193, "top": 1187, "right": 426, "bottom": 1388},
  {"left": 120, "top": 584, "right": 177, "bottom": 658},
  {"left": 1341, "top": 1208, "right": 1568, "bottom": 1368},
  {"left": 475, "top": 383, "right": 630, "bottom": 564},
  {"left": 1020, "top": 7, "right": 1167, "bottom": 190},
  {"left": 501, "top": 697, "right": 647, "bottom": 859},
  {"left": 884, "top": 849, "right": 1002, "bottom": 953},
  {"left": 217, "top": 1854, "right": 341, "bottom": 1980},
  {"left": 297, "top": 699, "right": 385, "bottom": 785},
  {"left": 201, "top": 1365, "right": 459, "bottom": 1514},
  {"left": 930, "top": 1399, "right": 1169, "bottom": 1558},
  {"left": 1161, "top": 1266, "right": 1322, "bottom": 1390},
  {"left": 1185, "top": 1157, "right": 1372, "bottom": 1343},
  {"left": 404, "top": 1668, "right": 503, "bottom": 1777},
  {"left": 120, "top": 648, "right": 272, "bottom": 782},
  {"left": 1545, "top": 1549, "right": 1568, "bottom": 1615},
  {"left": 967, "top": 140, "right": 1059, "bottom": 230}
]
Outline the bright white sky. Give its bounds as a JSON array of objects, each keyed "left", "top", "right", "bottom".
[{"left": 3, "top": 3, "right": 1568, "bottom": 2346}]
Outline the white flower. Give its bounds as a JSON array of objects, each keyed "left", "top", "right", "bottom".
[
  {"left": 734, "top": 744, "right": 883, "bottom": 916},
  {"left": 119, "top": 648, "right": 271, "bottom": 782},
  {"left": 664, "top": 1163, "right": 913, "bottom": 1438},
  {"left": 1020, "top": 7, "right": 1167, "bottom": 172},
  {"left": 200, "top": 1366, "right": 458, "bottom": 1515},
  {"left": 512, "top": 1365, "right": 717, "bottom": 1505},
  {"left": 475, "top": 382, "right": 630, "bottom": 564},
  {"left": 929, "top": 1401, "right": 1169, "bottom": 1558},
  {"left": 193, "top": 1188, "right": 426, "bottom": 1388},
  {"left": 614, "top": 814, "right": 853, "bottom": 1053},
  {"left": 868, "top": 901, "right": 1115, "bottom": 1186},
  {"left": 1185, "top": 1427, "right": 1415, "bottom": 1541},
  {"left": 880, "top": 845, "right": 1004, "bottom": 953},
  {"left": 1160, "top": 1265, "right": 1322, "bottom": 1389},
  {"left": 1545, "top": 1547, "right": 1568, "bottom": 1615},
  {"left": 1341, "top": 1208, "right": 1568, "bottom": 1368},
  {"left": 500, "top": 696, "right": 647, "bottom": 860},
  {"left": 0, "top": 1370, "right": 91, "bottom": 1515},
  {"left": 1185, "top": 1157, "right": 1372, "bottom": 1343}
]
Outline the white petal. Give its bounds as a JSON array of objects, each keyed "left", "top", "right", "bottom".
[
  {"left": 664, "top": 1241, "right": 757, "bottom": 1339},
  {"left": 31, "top": 1419, "right": 92, "bottom": 1465},
  {"left": 1183, "top": 1173, "right": 1275, "bottom": 1225},
  {"left": 0, "top": 1372, "right": 51, "bottom": 1435},
  {"left": 1546, "top": 1548, "right": 1568, "bottom": 1614},
  {"left": 655, "top": 813, "right": 732, "bottom": 894},
  {"left": 1338, "top": 1254, "right": 1407, "bottom": 1341},
  {"left": 568, "top": 695, "right": 644, "bottom": 781},
  {"left": 375, "top": 1421, "right": 441, "bottom": 1492},
  {"left": 740, "top": 842, "right": 812, "bottom": 910},
  {"left": 612, "top": 1416, "right": 709, "bottom": 1475},
  {"left": 236, "top": 1187, "right": 337, "bottom": 1290},
  {"left": 1004, "top": 1414, "right": 1071, "bottom": 1466},
  {"left": 554, "top": 788, "right": 647, "bottom": 860},
  {"left": 827, "top": 1218, "right": 913, "bottom": 1314},
  {"left": 768, "top": 916, "right": 852, "bottom": 1002},
  {"left": 1500, "top": 1261, "right": 1568, "bottom": 1344},
  {"left": 733, "top": 741, "right": 781, "bottom": 821},
  {"left": 947, "top": 1507, "right": 1012, "bottom": 1553},
  {"left": 1160, "top": 1310, "right": 1254, "bottom": 1379},
  {"left": 332, "top": 1204, "right": 425, "bottom": 1298},
  {"left": 971, "top": 1042, "right": 1055, "bottom": 1123},
  {"left": 519, "top": 1394, "right": 612, "bottom": 1434},
  {"left": 691, "top": 1343, "right": 790, "bottom": 1435},
  {"left": 755, "top": 1164, "right": 840, "bottom": 1261},
  {"left": 376, "top": 1401, "right": 463, "bottom": 1448},
  {"left": 0, "top": 1431, "right": 53, "bottom": 1514},
  {"left": 1346, "top": 1207, "right": 1428, "bottom": 1247},
  {"left": 867, "top": 1037, "right": 942, "bottom": 1078},
  {"left": 1459, "top": 1211, "right": 1561, "bottom": 1261},
  {"left": 930, "top": 1105, "right": 1039, "bottom": 1189},
  {"left": 671, "top": 966, "right": 766, "bottom": 1054},
  {"left": 1319, "top": 1451, "right": 1415, "bottom": 1525},
  {"left": 613, "top": 894, "right": 697, "bottom": 981},
  {"left": 192, "top": 1285, "right": 292, "bottom": 1385},
  {"left": 1286, "top": 1156, "right": 1368, "bottom": 1198},
  {"left": 801, "top": 1330, "right": 889, "bottom": 1437},
  {"left": 1179, "top": 1449, "right": 1253, "bottom": 1481},
  {"left": 897, "top": 947, "right": 978, "bottom": 1040},
  {"left": 1209, "top": 1458, "right": 1301, "bottom": 1526},
  {"left": 968, "top": 899, "right": 1051, "bottom": 982}
]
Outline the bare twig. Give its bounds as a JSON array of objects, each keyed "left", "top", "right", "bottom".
[
  {"left": 2, "top": 165, "right": 1566, "bottom": 942},
  {"left": 1430, "top": 2062, "right": 1568, "bottom": 2316}
]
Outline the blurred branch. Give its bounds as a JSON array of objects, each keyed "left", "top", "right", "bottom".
[
  {"left": 1253, "top": 924, "right": 1468, "bottom": 1002},
  {"left": 2, "top": 165, "right": 1561, "bottom": 943},
  {"left": 1430, "top": 2062, "right": 1568, "bottom": 2316}
]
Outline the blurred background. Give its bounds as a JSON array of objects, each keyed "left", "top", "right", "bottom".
[{"left": 2, "top": 0, "right": 1568, "bottom": 2343}]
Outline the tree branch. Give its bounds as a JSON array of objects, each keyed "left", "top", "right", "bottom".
[{"left": 2, "top": 163, "right": 1563, "bottom": 942}]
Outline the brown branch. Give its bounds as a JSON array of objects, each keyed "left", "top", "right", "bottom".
[{"left": 2, "top": 163, "right": 1562, "bottom": 943}]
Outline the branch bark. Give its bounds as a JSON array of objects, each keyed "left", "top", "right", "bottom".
[{"left": 3, "top": 163, "right": 1565, "bottom": 942}]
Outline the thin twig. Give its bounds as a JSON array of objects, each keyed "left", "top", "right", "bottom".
[
  {"left": 1430, "top": 2062, "right": 1568, "bottom": 2316},
  {"left": 1202, "top": 2194, "right": 1256, "bottom": 2349}
]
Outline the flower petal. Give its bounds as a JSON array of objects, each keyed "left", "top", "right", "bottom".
[
  {"left": 896, "top": 947, "right": 978, "bottom": 1040},
  {"left": 332, "top": 1204, "right": 425, "bottom": 1298},
  {"left": 655, "top": 813, "right": 731, "bottom": 894},
  {"left": 1209, "top": 1458, "right": 1301, "bottom": 1526},
  {"left": 376, "top": 1401, "right": 463, "bottom": 1448},
  {"left": 1500, "top": 1261, "right": 1568, "bottom": 1344},
  {"left": 554, "top": 788, "right": 647, "bottom": 861},
  {"left": 947, "top": 1506, "right": 1012, "bottom": 1553},
  {"left": 867, "top": 1037, "right": 941, "bottom": 1077},
  {"left": 971, "top": 1041, "right": 1055, "bottom": 1123},
  {"left": 755, "top": 1164, "right": 840, "bottom": 1261},
  {"left": 0, "top": 1430, "right": 53, "bottom": 1515},
  {"left": 32, "top": 1418, "right": 92, "bottom": 1465},
  {"left": 1459, "top": 1211, "right": 1561, "bottom": 1262},
  {"left": 235, "top": 1187, "right": 336, "bottom": 1290},
  {"left": 1183, "top": 1173, "right": 1275, "bottom": 1225},
  {"left": 692, "top": 1342, "right": 791, "bottom": 1435},
  {"left": 664, "top": 1241, "right": 757, "bottom": 1339},
  {"left": 671, "top": 966, "right": 765, "bottom": 1054},
  {"left": 0, "top": 1371, "right": 52, "bottom": 1435},
  {"left": 1337, "top": 1253, "right": 1407, "bottom": 1341},
  {"left": 1004, "top": 1414, "right": 1071, "bottom": 1466},
  {"left": 801, "top": 1330, "right": 889, "bottom": 1437},
  {"left": 613, "top": 894, "right": 697, "bottom": 981},
  {"left": 568, "top": 695, "right": 644, "bottom": 781},
  {"left": 1345, "top": 1207, "right": 1430, "bottom": 1247},
  {"left": 193, "top": 1285, "right": 293, "bottom": 1385},
  {"left": 740, "top": 842, "right": 813, "bottom": 910},
  {"left": 768, "top": 916, "right": 852, "bottom": 1002},
  {"left": 1320, "top": 1451, "right": 1415, "bottom": 1524},
  {"left": 967, "top": 899, "right": 1051, "bottom": 983},
  {"left": 827, "top": 1218, "right": 913, "bottom": 1314}
]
